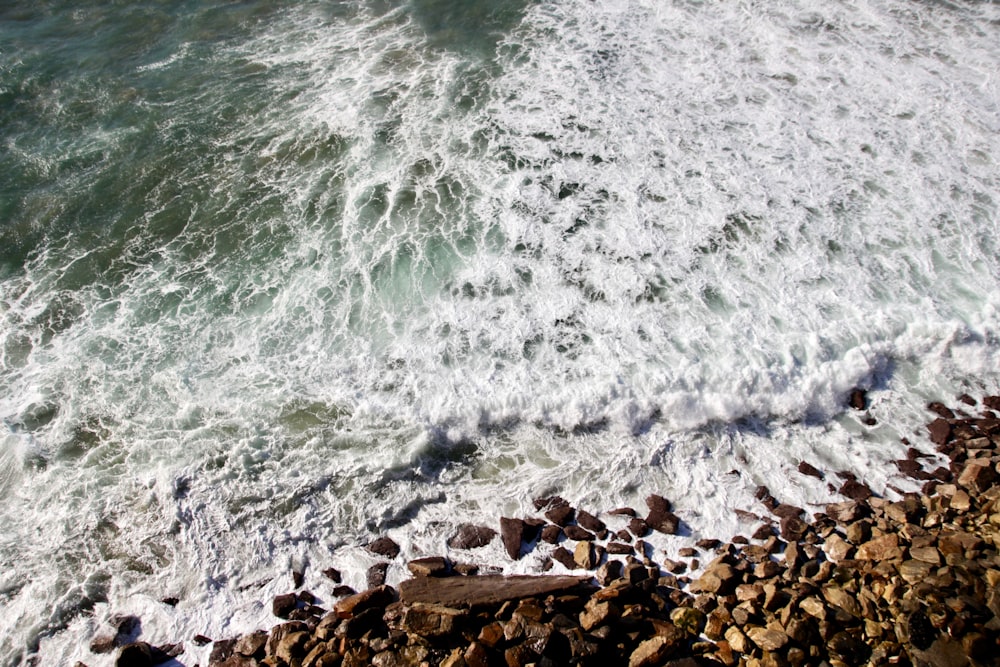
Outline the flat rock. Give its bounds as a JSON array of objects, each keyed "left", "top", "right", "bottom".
[
  {"left": 545, "top": 504, "right": 575, "bottom": 526},
  {"left": 645, "top": 509, "right": 680, "bottom": 535},
  {"left": 576, "top": 510, "right": 606, "bottom": 532},
  {"left": 855, "top": 534, "right": 901, "bottom": 561},
  {"left": 628, "top": 634, "right": 679, "bottom": 667},
  {"left": 333, "top": 585, "right": 397, "bottom": 619},
  {"left": 407, "top": 556, "right": 450, "bottom": 577},
  {"left": 500, "top": 517, "right": 525, "bottom": 560},
  {"left": 563, "top": 525, "right": 594, "bottom": 541},
  {"left": 797, "top": 461, "right": 824, "bottom": 479},
  {"left": 367, "top": 537, "right": 400, "bottom": 559},
  {"left": 400, "top": 575, "right": 592, "bottom": 609},
  {"left": 448, "top": 524, "right": 497, "bottom": 550}
]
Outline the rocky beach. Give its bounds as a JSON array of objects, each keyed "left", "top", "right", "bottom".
[{"left": 82, "top": 393, "right": 1000, "bottom": 667}]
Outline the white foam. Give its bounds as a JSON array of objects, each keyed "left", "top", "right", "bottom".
[{"left": 1, "top": 0, "right": 1000, "bottom": 663}]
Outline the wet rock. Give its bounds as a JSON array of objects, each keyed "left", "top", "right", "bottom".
[
  {"left": 367, "top": 536, "right": 400, "bottom": 559},
  {"left": 596, "top": 560, "right": 623, "bottom": 585},
  {"left": 958, "top": 458, "right": 998, "bottom": 493},
  {"left": 629, "top": 517, "right": 651, "bottom": 537},
  {"left": 401, "top": 603, "right": 467, "bottom": 638},
  {"left": 797, "top": 461, "right": 824, "bottom": 479},
  {"left": 552, "top": 546, "right": 577, "bottom": 570},
  {"left": 407, "top": 556, "right": 450, "bottom": 577},
  {"left": 579, "top": 599, "right": 619, "bottom": 631},
  {"left": 367, "top": 562, "right": 389, "bottom": 588},
  {"left": 273, "top": 593, "right": 298, "bottom": 619},
  {"left": 928, "top": 418, "right": 953, "bottom": 445},
  {"left": 609, "top": 507, "right": 637, "bottom": 517},
  {"left": 500, "top": 517, "right": 525, "bottom": 560},
  {"left": 233, "top": 631, "right": 267, "bottom": 658},
  {"left": 563, "top": 525, "right": 594, "bottom": 541},
  {"left": 546, "top": 503, "right": 576, "bottom": 526},
  {"left": 576, "top": 510, "right": 606, "bottom": 532},
  {"left": 849, "top": 388, "right": 867, "bottom": 410},
  {"left": 116, "top": 642, "right": 153, "bottom": 667},
  {"left": 779, "top": 515, "right": 809, "bottom": 541},
  {"left": 839, "top": 479, "right": 873, "bottom": 501},
  {"left": 540, "top": 524, "right": 562, "bottom": 544},
  {"left": 333, "top": 585, "right": 397, "bottom": 619},
  {"left": 448, "top": 524, "right": 497, "bottom": 549},
  {"left": 322, "top": 567, "right": 342, "bottom": 583},
  {"left": 607, "top": 542, "right": 634, "bottom": 555}
]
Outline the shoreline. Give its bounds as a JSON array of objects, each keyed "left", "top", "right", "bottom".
[{"left": 87, "top": 393, "right": 1000, "bottom": 666}]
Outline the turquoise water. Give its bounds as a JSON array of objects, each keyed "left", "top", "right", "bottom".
[{"left": 1, "top": 1, "right": 999, "bottom": 664}]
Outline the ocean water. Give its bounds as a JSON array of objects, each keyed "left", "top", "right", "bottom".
[{"left": 1, "top": 0, "right": 999, "bottom": 663}]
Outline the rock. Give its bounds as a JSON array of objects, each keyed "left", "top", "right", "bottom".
[
  {"left": 274, "top": 631, "right": 310, "bottom": 665},
  {"left": 824, "top": 534, "right": 853, "bottom": 562},
  {"left": 855, "top": 534, "right": 900, "bottom": 561},
  {"left": 552, "top": 546, "right": 577, "bottom": 570},
  {"left": 540, "top": 524, "right": 563, "bottom": 543},
  {"left": 367, "top": 536, "right": 400, "bottom": 559},
  {"left": 576, "top": 510, "right": 606, "bottom": 532},
  {"left": 401, "top": 603, "right": 467, "bottom": 638},
  {"left": 273, "top": 593, "right": 298, "bottom": 618},
  {"left": 448, "top": 524, "right": 497, "bottom": 549},
  {"left": 646, "top": 494, "right": 672, "bottom": 512},
  {"left": 500, "top": 517, "right": 525, "bottom": 560},
  {"left": 629, "top": 517, "right": 651, "bottom": 537},
  {"left": 332, "top": 585, "right": 356, "bottom": 597},
  {"left": 724, "top": 626, "right": 751, "bottom": 654},
  {"left": 596, "top": 560, "right": 623, "bottom": 585},
  {"left": 826, "top": 501, "right": 867, "bottom": 523},
  {"left": 670, "top": 607, "right": 705, "bottom": 635},
  {"left": 545, "top": 504, "right": 575, "bottom": 526},
  {"left": 646, "top": 509, "right": 681, "bottom": 535},
  {"left": 692, "top": 564, "right": 738, "bottom": 595},
  {"left": 573, "top": 541, "right": 595, "bottom": 569},
  {"left": 927, "top": 418, "right": 953, "bottom": 445},
  {"left": 822, "top": 586, "right": 861, "bottom": 618},
  {"left": 606, "top": 542, "right": 634, "bottom": 555},
  {"left": 628, "top": 634, "right": 680, "bottom": 667},
  {"left": 839, "top": 479, "right": 873, "bottom": 501},
  {"left": 797, "top": 461, "right": 824, "bottom": 479},
  {"left": 116, "top": 643, "right": 153, "bottom": 667},
  {"left": 579, "top": 599, "right": 619, "bottom": 631},
  {"left": 321, "top": 567, "right": 341, "bottom": 583},
  {"left": 746, "top": 626, "right": 789, "bottom": 651},
  {"left": 367, "top": 562, "right": 389, "bottom": 587},
  {"left": 563, "top": 525, "right": 594, "bottom": 541},
  {"left": 608, "top": 507, "right": 637, "bottom": 517},
  {"left": 407, "top": 556, "right": 450, "bottom": 577},
  {"left": 849, "top": 388, "right": 867, "bottom": 410},
  {"left": 779, "top": 515, "right": 809, "bottom": 541},
  {"left": 233, "top": 631, "right": 267, "bottom": 657},
  {"left": 192, "top": 635, "right": 212, "bottom": 646},
  {"left": 958, "top": 459, "right": 998, "bottom": 493},
  {"left": 333, "top": 585, "right": 397, "bottom": 619},
  {"left": 899, "top": 559, "right": 934, "bottom": 583},
  {"left": 400, "top": 574, "right": 591, "bottom": 608}
]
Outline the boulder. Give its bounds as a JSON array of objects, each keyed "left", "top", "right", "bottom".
[
  {"left": 500, "top": 517, "right": 525, "bottom": 560},
  {"left": 541, "top": 524, "right": 562, "bottom": 543},
  {"left": 367, "top": 562, "right": 389, "bottom": 588},
  {"left": 797, "top": 461, "right": 824, "bottom": 479},
  {"left": 272, "top": 593, "right": 298, "bottom": 619},
  {"left": 367, "top": 536, "right": 400, "bottom": 559},
  {"left": 958, "top": 459, "right": 998, "bottom": 493},
  {"left": 573, "top": 542, "right": 594, "bottom": 570},
  {"left": 400, "top": 574, "right": 591, "bottom": 608},
  {"left": 447, "top": 524, "right": 497, "bottom": 549},
  {"left": 645, "top": 509, "right": 680, "bottom": 535},
  {"left": 576, "top": 510, "right": 606, "bottom": 532},
  {"left": 333, "top": 585, "right": 397, "bottom": 619},
  {"left": 407, "top": 556, "right": 450, "bottom": 577},
  {"left": 545, "top": 504, "right": 575, "bottom": 526},
  {"left": 563, "top": 525, "right": 594, "bottom": 541},
  {"left": 628, "top": 635, "right": 679, "bottom": 667},
  {"left": 401, "top": 603, "right": 467, "bottom": 638}
]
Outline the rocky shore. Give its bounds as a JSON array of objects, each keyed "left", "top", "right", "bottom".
[{"left": 89, "top": 394, "right": 1000, "bottom": 667}]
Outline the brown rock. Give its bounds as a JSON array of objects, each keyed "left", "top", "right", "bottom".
[
  {"left": 546, "top": 504, "right": 575, "bottom": 526},
  {"left": 958, "top": 459, "right": 998, "bottom": 493},
  {"left": 333, "top": 585, "right": 397, "bottom": 619},
  {"left": 400, "top": 574, "right": 591, "bottom": 608},
  {"left": 273, "top": 593, "right": 298, "bottom": 618},
  {"left": 692, "top": 564, "right": 738, "bottom": 595},
  {"left": 797, "top": 461, "right": 824, "bottom": 479},
  {"left": 822, "top": 587, "right": 861, "bottom": 618},
  {"left": 233, "top": 631, "right": 267, "bottom": 658},
  {"left": 551, "top": 546, "right": 577, "bottom": 570},
  {"left": 646, "top": 509, "right": 681, "bottom": 535},
  {"left": 579, "top": 599, "right": 619, "bottom": 631},
  {"left": 824, "top": 534, "right": 853, "bottom": 562},
  {"left": 606, "top": 542, "right": 634, "bottom": 555},
  {"left": 848, "top": 388, "right": 867, "bottom": 410},
  {"left": 500, "top": 517, "right": 525, "bottom": 560},
  {"left": 839, "top": 479, "right": 873, "bottom": 501},
  {"left": 563, "top": 525, "right": 594, "bottom": 541},
  {"left": 855, "top": 534, "right": 900, "bottom": 561},
  {"left": 116, "top": 643, "right": 153, "bottom": 667},
  {"left": 629, "top": 517, "right": 650, "bottom": 537},
  {"left": 646, "top": 494, "right": 672, "bottom": 512},
  {"left": 628, "top": 635, "right": 679, "bottom": 667},
  {"left": 367, "top": 536, "right": 400, "bottom": 559},
  {"left": 927, "top": 418, "right": 953, "bottom": 445},
  {"left": 608, "top": 507, "right": 637, "bottom": 517},
  {"left": 746, "top": 626, "right": 789, "bottom": 652},
  {"left": 724, "top": 626, "right": 751, "bottom": 654},
  {"left": 576, "top": 510, "right": 606, "bottom": 532},
  {"left": 695, "top": 539, "right": 722, "bottom": 550},
  {"left": 540, "top": 524, "right": 562, "bottom": 544},
  {"left": 596, "top": 560, "right": 623, "bottom": 585},
  {"left": 274, "top": 631, "right": 310, "bottom": 665},
  {"left": 779, "top": 515, "right": 809, "bottom": 541},
  {"left": 448, "top": 524, "right": 497, "bottom": 549},
  {"left": 367, "top": 562, "right": 388, "bottom": 588},
  {"left": 407, "top": 556, "right": 450, "bottom": 577},
  {"left": 825, "top": 501, "right": 867, "bottom": 524},
  {"left": 401, "top": 603, "right": 467, "bottom": 637}
]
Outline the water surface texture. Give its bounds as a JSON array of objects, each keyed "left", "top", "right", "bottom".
[{"left": 1, "top": 1, "right": 999, "bottom": 663}]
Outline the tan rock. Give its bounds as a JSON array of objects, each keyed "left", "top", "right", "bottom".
[
  {"left": 573, "top": 541, "right": 594, "bottom": 570},
  {"left": 899, "top": 559, "right": 934, "bottom": 583},
  {"left": 822, "top": 586, "right": 861, "bottom": 618},
  {"left": 824, "top": 534, "right": 853, "bottom": 562},
  {"left": 334, "top": 585, "right": 396, "bottom": 619},
  {"left": 909, "top": 546, "right": 941, "bottom": 565},
  {"left": 579, "top": 599, "right": 619, "bottom": 631},
  {"left": 958, "top": 459, "right": 998, "bottom": 493},
  {"left": 724, "top": 626, "right": 751, "bottom": 654},
  {"left": 401, "top": 603, "right": 466, "bottom": 638},
  {"left": 628, "top": 635, "right": 678, "bottom": 667},
  {"left": 798, "top": 596, "right": 827, "bottom": 620},
  {"left": 692, "top": 563, "right": 738, "bottom": 594},
  {"left": 950, "top": 490, "right": 972, "bottom": 512},
  {"left": 856, "top": 534, "right": 900, "bottom": 561},
  {"left": 747, "top": 626, "right": 789, "bottom": 652}
]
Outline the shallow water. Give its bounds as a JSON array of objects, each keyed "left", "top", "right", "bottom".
[{"left": 1, "top": 0, "right": 999, "bottom": 664}]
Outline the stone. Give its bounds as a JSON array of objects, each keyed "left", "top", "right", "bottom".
[
  {"left": 629, "top": 517, "right": 651, "bottom": 537},
  {"left": 909, "top": 546, "right": 941, "bottom": 565},
  {"left": 448, "top": 524, "right": 497, "bottom": 549},
  {"left": 692, "top": 563, "right": 737, "bottom": 595},
  {"left": 797, "top": 461, "right": 824, "bottom": 479},
  {"left": 958, "top": 459, "right": 998, "bottom": 493},
  {"left": 822, "top": 587, "right": 861, "bottom": 618},
  {"left": 401, "top": 603, "right": 467, "bottom": 638},
  {"left": 848, "top": 388, "right": 867, "bottom": 410},
  {"left": 839, "top": 479, "right": 873, "bottom": 501},
  {"left": 552, "top": 546, "right": 577, "bottom": 570},
  {"left": 607, "top": 542, "right": 634, "bottom": 555},
  {"left": 274, "top": 631, "right": 310, "bottom": 665},
  {"left": 333, "top": 585, "right": 397, "bottom": 619},
  {"left": 746, "top": 626, "right": 789, "bottom": 651},
  {"left": 646, "top": 509, "right": 681, "bottom": 535},
  {"left": 724, "top": 626, "right": 751, "bottom": 654},
  {"left": 576, "top": 510, "right": 606, "bottom": 532},
  {"left": 545, "top": 504, "right": 575, "bottom": 526},
  {"left": 628, "top": 635, "right": 679, "bottom": 667},
  {"left": 563, "top": 525, "right": 594, "bottom": 541},
  {"left": 233, "top": 631, "right": 267, "bottom": 657},
  {"left": 500, "top": 517, "right": 525, "bottom": 560},
  {"left": 116, "top": 643, "right": 153, "bottom": 667},
  {"left": 779, "top": 515, "right": 809, "bottom": 541},
  {"left": 826, "top": 501, "right": 867, "bottom": 524},
  {"left": 573, "top": 541, "right": 595, "bottom": 569},
  {"left": 670, "top": 607, "right": 706, "bottom": 635},
  {"left": 855, "top": 534, "right": 900, "bottom": 561},
  {"left": 596, "top": 560, "right": 623, "bottom": 585},
  {"left": 899, "top": 559, "right": 934, "bottom": 583},
  {"left": 367, "top": 562, "right": 389, "bottom": 587},
  {"left": 824, "top": 534, "right": 853, "bottom": 562},
  {"left": 646, "top": 494, "right": 672, "bottom": 512},
  {"left": 907, "top": 610, "right": 937, "bottom": 650},
  {"left": 400, "top": 574, "right": 591, "bottom": 608},
  {"left": 540, "top": 524, "right": 562, "bottom": 544},
  {"left": 273, "top": 593, "right": 298, "bottom": 618},
  {"left": 407, "top": 556, "right": 450, "bottom": 577},
  {"left": 367, "top": 536, "right": 400, "bottom": 559},
  {"left": 579, "top": 599, "right": 619, "bottom": 631},
  {"left": 927, "top": 418, "right": 953, "bottom": 445}
]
